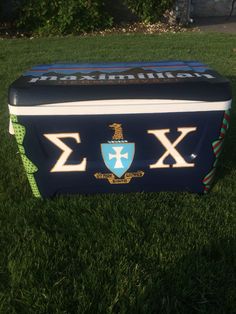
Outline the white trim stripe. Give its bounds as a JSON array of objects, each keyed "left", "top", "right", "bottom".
[{"left": 8, "top": 99, "right": 231, "bottom": 116}]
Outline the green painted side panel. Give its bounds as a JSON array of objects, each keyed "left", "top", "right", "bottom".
[{"left": 10, "top": 114, "right": 41, "bottom": 198}]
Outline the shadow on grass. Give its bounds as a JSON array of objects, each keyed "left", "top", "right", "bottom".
[
  {"left": 0, "top": 186, "right": 235, "bottom": 313},
  {"left": 124, "top": 237, "right": 236, "bottom": 314}
]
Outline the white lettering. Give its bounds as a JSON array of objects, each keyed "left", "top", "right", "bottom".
[
  {"left": 108, "top": 75, "right": 135, "bottom": 80},
  {"left": 79, "top": 75, "right": 96, "bottom": 80},
  {"left": 165, "top": 72, "right": 175, "bottom": 78},
  {"left": 28, "top": 72, "right": 216, "bottom": 83},
  {"left": 98, "top": 74, "right": 106, "bottom": 80},
  {"left": 177, "top": 73, "right": 194, "bottom": 78},
  {"left": 155, "top": 72, "right": 165, "bottom": 79},
  {"left": 194, "top": 73, "right": 214, "bottom": 79},
  {"left": 44, "top": 133, "right": 87, "bottom": 172},
  {"left": 39, "top": 76, "right": 57, "bottom": 81},
  {"left": 137, "top": 73, "right": 146, "bottom": 79},
  {"left": 148, "top": 127, "right": 197, "bottom": 168},
  {"left": 29, "top": 78, "right": 40, "bottom": 83},
  {"left": 60, "top": 76, "right": 76, "bottom": 80},
  {"left": 146, "top": 73, "right": 156, "bottom": 79}
]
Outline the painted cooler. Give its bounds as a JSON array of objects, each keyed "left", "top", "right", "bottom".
[{"left": 8, "top": 61, "right": 232, "bottom": 198}]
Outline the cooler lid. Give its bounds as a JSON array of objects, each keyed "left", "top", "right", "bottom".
[{"left": 8, "top": 61, "right": 232, "bottom": 109}]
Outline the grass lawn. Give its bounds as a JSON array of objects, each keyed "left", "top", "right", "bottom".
[{"left": 0, "top": 32, "right": 236, "bottom": 313}]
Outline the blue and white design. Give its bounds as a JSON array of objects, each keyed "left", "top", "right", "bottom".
[
  {"left": 24, "top": 61, "right": 209, "bottom": 76},
  {"left": 101, "top": 143, "right": 135, "bottom": 178}
]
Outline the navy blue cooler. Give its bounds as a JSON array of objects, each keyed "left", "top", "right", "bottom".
[{"left": 8, "top": 61, "right": 232, "bottom": 198}]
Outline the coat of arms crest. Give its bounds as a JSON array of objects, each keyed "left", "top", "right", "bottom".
[{"left": 94, "top": 123, "right": 144, "bottom": 184}]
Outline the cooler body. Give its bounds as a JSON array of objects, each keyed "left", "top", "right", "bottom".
[{"left": 8, "top": 61, "right": 232, "bottom": 198}]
